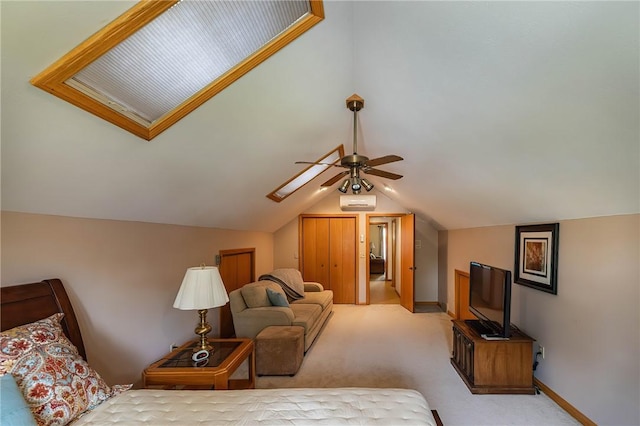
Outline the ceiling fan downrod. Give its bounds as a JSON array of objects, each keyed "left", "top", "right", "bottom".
[{"left": 352, "top": 101, "right": 358, "bottom": 155}]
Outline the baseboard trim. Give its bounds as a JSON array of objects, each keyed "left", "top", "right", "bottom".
[
  {"left": 533, "top": 378, "right": 596, "bottom": 426},
  {"left": 415, "top": 301, "right": 439, "bottom": 306}
]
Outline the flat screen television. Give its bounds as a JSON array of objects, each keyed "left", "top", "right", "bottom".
[{"left": 468, "top": 261, "right": 512, "bottom": 338}]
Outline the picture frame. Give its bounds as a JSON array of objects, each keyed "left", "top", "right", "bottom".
[{"left": 514, "top": 223, "right": 559, "bottom": 294}]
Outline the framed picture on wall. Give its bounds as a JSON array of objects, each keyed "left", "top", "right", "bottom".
[{"left": 514, "top": 223, "right": 559, "bottom": 294}]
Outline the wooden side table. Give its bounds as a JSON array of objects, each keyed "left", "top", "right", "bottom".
[{"left": 142, "top": 338, "right": 255, "bottom": 390}]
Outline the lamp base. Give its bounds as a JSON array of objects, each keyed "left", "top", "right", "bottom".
[{"left": 193, "top": 309, "right": 214, "bottom": 353}]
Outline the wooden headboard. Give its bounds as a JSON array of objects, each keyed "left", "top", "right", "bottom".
[{"left": 1, "top": 279, "right": 86, "bottom": 360}]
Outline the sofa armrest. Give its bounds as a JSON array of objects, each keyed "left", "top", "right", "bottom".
[
  {"left": 304, "top": 282, "right": 324, "bottom": 292},
  {"left": 231, "top": 307, "right": 295, "bottom": 339}
]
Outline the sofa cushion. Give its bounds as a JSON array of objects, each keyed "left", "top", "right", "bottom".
[
  {"left": 290, "top": 290, "right": 333, "bottom": 311},
  {"left": 240, "top": 284, "right": 270, "bottom": 308},
  {"left": 290, "top": 304, "right": 322, "bottom": 333},
  {"left": 266, "top": 288, "right": 289, "bottom": 307},
  {"left": 259, "top": 269, "right": 305, "bottom": 300},
  {"left": 241, "top": 282, "right": 286, "bottom": 308}
]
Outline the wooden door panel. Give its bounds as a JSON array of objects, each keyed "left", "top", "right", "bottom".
[
  {"left": 400, "top": 213, "right": 415, "bottom": 312},
  {"left": 236, "top": 253, "right": 252, "bottom": 284},
  {"left": 337, "top": 217, "right": 356, "bottom": 304},
  {"left": 329, "top": 218, "right": 343, "bottom": 302},
  {"left": 302, "top": 218, "right": 330, "bottom": 287},
  {"left": 316, "top": 218, "right": 330, "bottom": 287},
  {"left": 219, "top": 249, "right": 255, "bottom": 338},
  {"left": 301, "top": 218, "right": 318, "bottom": 282}
]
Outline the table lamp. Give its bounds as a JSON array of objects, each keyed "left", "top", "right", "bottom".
[{"left": 173, "top": 265, "right": 229, "bottom": 353}]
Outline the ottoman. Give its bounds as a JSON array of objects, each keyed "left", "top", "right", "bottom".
[{"left": 256, "top": 326, "right": 304, "bottom": 376}]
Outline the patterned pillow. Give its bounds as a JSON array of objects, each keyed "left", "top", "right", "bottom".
[{"left": 0, "top": 314, "right": 131, "bottom": 426}]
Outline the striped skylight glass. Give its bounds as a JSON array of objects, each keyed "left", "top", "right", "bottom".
[
  {"left": 267, "top": 145, "right": 344, "bottom": 202},
  {"left": 31, "top": 1, "right": 324, "bottom": 140},
  {"left": 68, "top": 1, "right": 310, "bottom": 125}
]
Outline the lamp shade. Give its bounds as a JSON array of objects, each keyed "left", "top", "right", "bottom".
[{"left": 173, "top": 266, "right": 229, "bottom": 310}]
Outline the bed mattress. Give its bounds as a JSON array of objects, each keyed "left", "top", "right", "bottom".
[{"left": 72, "top": 387, "right": 436, "bottom": 425}]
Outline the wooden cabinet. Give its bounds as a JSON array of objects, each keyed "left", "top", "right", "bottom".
[
  {"left": 451, "top": 320, "right": 535, "bottom": 394},
  {"left": 300, "top": 215, "right": 356, "bottom": 304}
]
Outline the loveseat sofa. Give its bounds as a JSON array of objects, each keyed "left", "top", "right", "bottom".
[{"left": 229, "top": 269, "right": 333, "bottom": 351}]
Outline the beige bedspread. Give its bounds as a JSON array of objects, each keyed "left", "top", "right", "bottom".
[{"left": 72, "top": 387, "right": 437, "bottom": 425}]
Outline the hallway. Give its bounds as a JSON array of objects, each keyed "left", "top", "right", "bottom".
[{"left": 369, "top": 275, "right": 400, "bottom": 304}]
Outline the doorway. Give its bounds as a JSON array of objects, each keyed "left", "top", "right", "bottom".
[
  {"left": 366, "top": 213, "right": 415, "bottom": 312},
  {"left": 368, "top": 221, "right": 397, "bottom": 304}
]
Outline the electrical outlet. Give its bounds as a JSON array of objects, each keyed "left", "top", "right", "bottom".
[
  {"left": 539, "top": 345, "right": 545, "bottom": 359},
  {"left": 169, "top": 343, "right": 178, "bottom": 352}
]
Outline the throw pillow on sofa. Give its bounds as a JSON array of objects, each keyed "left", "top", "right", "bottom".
[{"left": 266, "top": 287, "right": 290, "bottom": 307}]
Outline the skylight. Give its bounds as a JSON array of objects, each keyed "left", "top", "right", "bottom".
[
  {"left": 267, "top": 145, "right": 345, "bottom": 202},
  {"left": 31, "top": 0, "right": 324, "bottom": 140}
]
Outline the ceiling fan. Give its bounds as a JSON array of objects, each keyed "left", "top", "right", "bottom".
[{"left": 296, "top": 94, "right": 403, "bottom": 194}]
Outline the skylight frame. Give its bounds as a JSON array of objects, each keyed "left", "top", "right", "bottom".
[
  {"left": 267, "top": 145, "right": 345, "bottom": 202},
  {"left": 30, "top": 0, "right": 324, "bottom": 141}
]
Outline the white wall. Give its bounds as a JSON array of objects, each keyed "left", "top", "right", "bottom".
[
  {"left": 442, "top": 214, "right": 639, "bottom": 425},
  {"left": 273, "top": 189, "right": 440, "bottom": 303},
  {"left": 414, "top": 215, "right": 439, "bottom": 301},
  {"left": 1, "top": 211, "right": 274, "bottom": 387}
]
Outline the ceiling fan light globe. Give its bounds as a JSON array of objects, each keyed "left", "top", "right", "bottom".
[
  {"left": 338, "top": 179, "right": 350, "bottom": 193},
  {"left": 361, "top": 178, "right": 374, "bottom": 192},
  {"left": 350, "top": 177, "right": 361, "bottom": 193}
]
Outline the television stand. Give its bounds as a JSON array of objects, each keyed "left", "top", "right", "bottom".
[
  {"left": 464, "top": 319, "right": 495, "bottom": 336},
  {"left": 451, "top": 320, "right": 535, "bottom": 394}
]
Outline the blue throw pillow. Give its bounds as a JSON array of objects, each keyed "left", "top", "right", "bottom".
[
  {"left": 266, "top": 287, "right": 289, "bottom": 307},
  {"left": 0, "top": 374, "right": 37, "bottom": 425}
]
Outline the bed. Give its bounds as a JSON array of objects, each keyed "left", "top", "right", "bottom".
[{"left": 1, "top": 279, "right": 442, "bottom": 425}]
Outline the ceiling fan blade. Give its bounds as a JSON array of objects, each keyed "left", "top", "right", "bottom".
[
  {"left": 321, "top": 171, "right": 349, "bottom": 187},
  {"left": 365, "top": 155, "right": 404, "bottom": 168},
  {"left": 363, "top": 168, "right": 403, "bottom": 180}
]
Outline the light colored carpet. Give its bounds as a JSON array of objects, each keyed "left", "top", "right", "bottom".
[{"left": 255, "top": 304, "right": 580, "bottom": 426}]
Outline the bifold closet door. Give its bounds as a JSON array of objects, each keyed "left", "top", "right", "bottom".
[
  {"left": 301, "top": 216, "right": 356, "bottom": 304},
  {"left": 329, "top": 217, "right": 356, "bottom": 304}
]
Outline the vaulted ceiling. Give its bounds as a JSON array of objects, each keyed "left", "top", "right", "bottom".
[{"left": 2, "top": 1, "right": 638, "bottom": 233}]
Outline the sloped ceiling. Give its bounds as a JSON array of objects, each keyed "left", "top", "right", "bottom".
[{"left": 1, "top": 1, "right": 638, "bottom": 233}]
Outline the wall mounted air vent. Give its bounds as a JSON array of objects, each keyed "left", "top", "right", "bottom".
[{"left": 339, "top": 195, "right": 376, "bottom": 211}]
